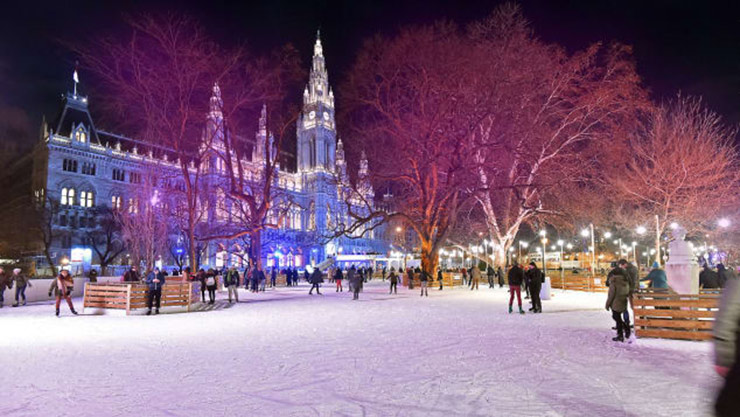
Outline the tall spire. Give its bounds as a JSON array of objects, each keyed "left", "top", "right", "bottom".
[
  {"left": 314, "top": 29, "right": 323, "bottom": 57},
  {"left": 209, "top": 82, "right": 223, "bottom": 120}
]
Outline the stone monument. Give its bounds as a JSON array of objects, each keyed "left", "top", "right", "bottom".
[{"left": 664, "top": 226, "right": 700, "bottom": 294}]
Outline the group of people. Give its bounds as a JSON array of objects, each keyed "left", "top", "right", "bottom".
[
  {"left": 506, "top": 262, "right": 545, "bottom": 314},
  {"left": 700, "top": 263, "right": 735, "bottom": 289},
  {"left": 0, "top": 267, "right": 31, "bottom": 308}
]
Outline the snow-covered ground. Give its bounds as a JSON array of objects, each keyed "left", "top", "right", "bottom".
[{"left": 0, "top": 281, "right": 720, "bottom": 417}]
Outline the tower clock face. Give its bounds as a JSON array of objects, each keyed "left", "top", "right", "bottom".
[
  {"left": 309, "top": 111, "right": 316, "bottom": 119},
  {"left": 323, "top": 111, "right": 329, "bottom": 121}
]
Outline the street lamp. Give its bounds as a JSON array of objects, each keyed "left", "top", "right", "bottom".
[
  {"left": 636, "top": 226, "right": 647, "bottom": 235},
  {"left": 632, "top": 241, "right": 638, "bottom": 265},
  {"left": 519, "top": 241, "right": 528, "bottom": 262},
  {"left": 541, "top": 237, "right": 548, "bottom": 277},
  {"left": 581, "top": 224, "right": 596, "bottom": 278},
  {"left": 718, "top": 218, "right": 731, "bottom": 228},
  {"left": 557, "top": 239, "right": 565, "bottom": 287},
  {"left": 604, "top": 232, "right": 612, "bottom": 239}
]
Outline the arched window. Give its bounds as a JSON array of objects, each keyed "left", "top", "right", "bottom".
[
  {"left": 61, "top": 188, "right": 75, "bottom": 206},
  {"left": 80, "top": 190, "right": 94, "bottom": 208},
  {"left": 75, "top": 127, "right": 87, "bottom": 143},
  {"left": 111, "top": 195, "right": 122, "bottom": 210},
  {"left": 308, "top": 201, "right": 316, "bottom": 231}
]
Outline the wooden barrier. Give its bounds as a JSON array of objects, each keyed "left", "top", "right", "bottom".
[
  {"left": 633, "top": 291, "right": 719, "bottom": 341},
  {"left": 404, "top": 272, "right": 463, "bottom": 288},
  {"left": 549, "top": 274, "right": 608, "bottom": 292},
  {"left": 84, "top": 282, "right": 196, "bottom": 315}
]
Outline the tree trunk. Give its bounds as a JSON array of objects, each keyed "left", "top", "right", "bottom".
[
  {"left": 250, "top": 231, "right": 263, "bottom": 271},
  {"left": 44, "top": 247, "right": 57, "bottom": 277},
  {"left": 655, "top": 214, "right": 662, "bottom": 266},
  {"left": 419, "top": 237, "right": 438, "bottom": 279},
  {"left": 188, "top": 225, "right": 198, "bottom": 272},
  {"left": 100, "top": 262, "right": 108, "bottom": 276}
]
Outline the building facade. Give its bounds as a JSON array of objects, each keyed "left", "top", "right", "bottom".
[{"left": 27, "top": 33, "right": 388, "bottom": 272}]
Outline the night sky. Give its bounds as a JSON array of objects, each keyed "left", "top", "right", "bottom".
[{"left": 1, "top": 0, "right": 739, "bottom": 149}]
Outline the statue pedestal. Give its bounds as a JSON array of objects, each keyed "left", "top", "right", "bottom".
[
  {"left": 665, "top": 262, "right": 699, "bottom": 294},
  {"left": 665, "top": 226, "right": 699, "bottom": 294}
]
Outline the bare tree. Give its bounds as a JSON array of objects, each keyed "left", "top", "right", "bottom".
[
  {"left": 74, "top": 14, "right": 237, "bottom": 272},
  {"left": 608, "top": 95, "right": 740, "bottom": 262},
  {"left": 86, "top": 205, "right": 125, "bottom": 275},
  {"left": 342, "top": 23, "right": 480, "bottom": 279},
  {"left": 115, "top": 171, "right": 169, "bottom": 271},
  {"left": 466, "top": 4, "right": 645, "bottom": 266}
]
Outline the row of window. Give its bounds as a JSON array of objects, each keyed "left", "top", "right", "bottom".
[
  {"left": 60, "top": 187, "right": 94, "bottom": 207},
  {"left": 58, "top": 212, "right": 96, "bottom": 229}
]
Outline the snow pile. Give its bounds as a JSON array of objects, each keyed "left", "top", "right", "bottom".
[{"left": 0, "top": 282, "right": 720, "bottom": 416}]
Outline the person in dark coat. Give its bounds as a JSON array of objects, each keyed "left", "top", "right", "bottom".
[
  {"left": 224, "top": 266, "right": 240, "bottom": 303},
  {"left": 388, "top": 269, "right": 398, "bottom": 294},
  {"left": 461, "top": 268, "right": 468, "bottom": 286},
  {"left": 487, "top": 266, "right": 495, "bottom": 288},
  {"left": 718, "top": 264, "right": 733, "bottom": 288},
  {"left": 334, "top": 267, "right": 344, "bottom": 292},
  {"left": 700, "top": 265, "right": 719, "bottom": 288},
  {"left": 618, "top": 259, "right": 639, "bottom": 330},
  {"left": 508, "top": 264, "right": 525, "bottom": 314},
  {"left": 350, "top": 267, "right": 363, "bottom": 300},
  {"left": 309, "top": 268, "right": 323, "bottom": 295},
  {"left": 419, "top": 269, "right": 429, "bottom": 297},
  {"left": 205, "top": 268, "right": 218, "bottom": 303},
  {"left": 407, "top": 268, "right": 415, "bottom": 290},
  {"left": 526, "top": 262, "right": 543, "bottom": 313},
  {"left": 270, "top": 267, "right": 277, "bottom": 288},
  {"left": 713, "top": 265, "right": 740, "bottom": 416},
  {"left": 497, "top": 266, "right": 505, "bottom": 287},
  {"left": 88, "top": 268, "right": 98, "bottom": 283},
  {"left": 605, "top": 268, "right": 630, "bottom": 342},
  {"left": 196, "top": 268, "right": 207, "bottom": 301},
  {"left": 0, "top": 267, "right": 10, "bottom": 308},
  {"left": 438, "top": 269, "right": 444, "bottom": 290},
  {"left": 123, "top": 266, "right": 141, "bottom": 282},
  {"left": 145, "top": 267, "right": 166, "bottom": 315}
]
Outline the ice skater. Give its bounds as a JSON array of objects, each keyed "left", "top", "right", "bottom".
[
  {"left": 48, "top": 269, "right": 77, "bottom": 317},
  {"left": 470, "top": 267, "right": 480, "bottom": 290},
  {"left": 11, "top": 268, "right": 31, "bottom": 306},
  {"left": 388, "top": 270, "right": 398, "bottom": 294},
  {"left": 605, "top": 267, "right": 630, "bottom": 342},
  {"left": 437, "top": 269, "right": 443, "bottom": 290},
  {"left": 0, "top": 267, "right": 9, "bottom": 308},
  {"left": 526, "top": 262, "right": 543, "bottom": 313},
  {"left": 145, "top": 267, "right": 166, "bottom": 315},
  {"left": 224, "top": 266, "right": 240, "bottom": 303},
  {"left": 334, "top": 267, "right": 344, "bottom": 292},
  {"left": 419, "top": 269, "right": 429, "bottom": 297},
  {"left": 309, "top": 267, "right": 323, "bottom": 295},
  {"left": 350, "top": 267, "right": 363, "bottom": 300},
  {"left": 507, "top": 264, "right": 525, "bottom": 314}
]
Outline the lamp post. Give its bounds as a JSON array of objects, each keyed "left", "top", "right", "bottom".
[
  {"left": 539, "top": 230, "right": 548, "bottom": 277},
  {"left": 557, "top": 240, "right": 564, "bottom": 288},
  {"left": 519, "top": 241, "right": 528, "bottom": 262},
  {"left": 581, "top": 226, "right": 595, "bottom": 279},
  {"left": 632, "top": 241, "right": 638, "bottom": 265}
]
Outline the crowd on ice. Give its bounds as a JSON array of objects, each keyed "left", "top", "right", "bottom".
[{"left": 2, "top": 257, "right": 740, "bottom": 415}]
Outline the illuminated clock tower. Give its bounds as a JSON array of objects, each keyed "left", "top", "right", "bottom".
[{"left": 296, "top": 31, "right": 336, "bottom": 173}]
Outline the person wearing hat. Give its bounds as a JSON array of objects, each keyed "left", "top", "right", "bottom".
[
  {"left": 640, "top": 262, "right": 668, "bottom": 289},
  {"left": 11, "top": 268, "right": 31, "bottom": 307},
  {"left": 526, "top": 262, "right": 544, "bottom": 313}
]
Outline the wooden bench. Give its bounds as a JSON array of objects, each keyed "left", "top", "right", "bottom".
[
  {"left": 84, "top": 282, "right": 196, "bottom": 315},
  {"left": 633, "top": 291, "right": 719, "bottom": 341}
]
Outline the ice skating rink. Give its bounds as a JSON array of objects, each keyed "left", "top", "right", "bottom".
[{"left": 0, "top": 281, "right": 719, "bottom": 417}]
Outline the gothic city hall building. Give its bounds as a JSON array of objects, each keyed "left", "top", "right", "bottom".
[{"left": 0, "top": 34, "right": 390, "bottom": 273}]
